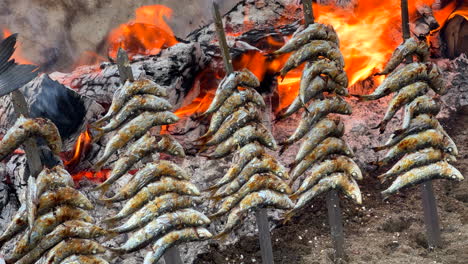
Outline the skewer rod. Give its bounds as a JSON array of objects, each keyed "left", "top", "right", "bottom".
[
  {"left": 164, "top": 246, "right": 183, "bottom": 264},
  {"left": 302, "top": 0, "right": 315, "bottom": 25},
  {"left": 420, "top": 181, "right": 442, "bottom": 248},
  {"left": 326, "top": 190, "right": 345, "bottom": 262},
  {"left": 213, "top": 2, "right": 234, "bottom": 74}
]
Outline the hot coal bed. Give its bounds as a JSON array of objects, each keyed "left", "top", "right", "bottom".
[{"left": 0, "top": 0, "right": 467, "bottom": 264}]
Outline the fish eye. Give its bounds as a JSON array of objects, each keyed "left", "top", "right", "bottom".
[
  {"left": 345, "top": 150, "right": 351, "bottom": 155},
  {"left": 268, "top": 142, "right": 272, "bottom": 146},
  {"left": 198, "top": 220, "right": 203, "bottom": 224},
  {"left": 351, "top": 195, "right": 355, "bottom": 199},
  {"left": 446, "top": 147, "right": 453, "bottom": 153},
  {"left": 166, "top": 118, "right": 173, "bottom": 122},
  {"left": 451, "top": 174, "right": 457, "bottom": 179},
  {"left": 280, "top": 188, "right": 285, "bottom": 193},
  {"left": 278, "top": 172, "right": 283, "bottom": 177},
  {"left": 174, "top": 151, "right": 179, "bottom": 155},
  {"left": 351, "top": 172, "right": 358, "bottom": 177}
]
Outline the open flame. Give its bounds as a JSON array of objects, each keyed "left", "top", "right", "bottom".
[
  {"left": 107, "top": 5, "right": 179, "bottom": 59},
  {"left": 63, "top": 128, "right": 92, "bottom": 169}
]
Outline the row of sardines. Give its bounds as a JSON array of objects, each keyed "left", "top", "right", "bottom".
[{"left": 0, "top": 24, "right": 464, "bottom": 264}]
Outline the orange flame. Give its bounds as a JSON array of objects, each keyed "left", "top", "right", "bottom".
[
  {"left": 107, "top": 5, "right": 179, "bottom": 59},
  {"left": 63, "top": 128, "right": 92, "bottom": 168},
  {"left": 1, "top": 29, "right": 34, "bottom": 65}
]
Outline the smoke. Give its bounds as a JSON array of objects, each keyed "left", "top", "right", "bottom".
[{"left": 0, "top": 0, "right": 239, "bottom": 72}]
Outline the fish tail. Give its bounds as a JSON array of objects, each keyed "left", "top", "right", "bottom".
[
  {"left": 208, "top": 212, "right": 224, "bottom": 220},
  {"left": 391, "top": 128, "right": 406, "bottom": 136},
  {"left": 92, "top": 182, "right": 109, "bottom": 192},
  {"left": 191, "top": 113, "right": 206, "bottom": 121},
  {"left": 265, "top": 52, "right": 279, "bottom": 58},
  {"left": 289, "top": 193, "right": 299, "bottom": 201},
  {"left": 350, "top": 94, "right": 375, "bottom": 101},
  {"left": 377, "top": 173, "right": 389, "bottom": 184},
  {"left": 196, "top": 133, "right": 212, "bottom": 142},
  {"left": 107, "top": 246, "right": 126, "bottom": 255},
  {"left": 371, "top": 145, "right": 386, "bottom": 152},
  {"left": 197, "top": 145, "right": 209, "bottom": 154},
  {"left": 203, "top": 185, "right": 219, "bottom": 192},
  {"left": 213, "top": 231, "right": 229, "bottom": 241},
  {"left": 208, "top": 195, "right": 222, "bottom": 202},
  {"left": 89, "top": 125, "right": 106, "bottom": 143},
  {"left": 282, "top": 210, "right": 295, "bottom": 224},
  {"left": 103, "top": 231, "right": 119, "bottom": 242},
  {"left": 279, "top": 143, "right": 291, "bottom": 155},
  {"left": 289, "top": 161, "right": 298, "bottom": 170}
]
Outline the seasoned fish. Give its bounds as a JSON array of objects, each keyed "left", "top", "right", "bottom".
[
  {"left": 377, "top": 38, "right": 430, "bottom": 75},
  {"left": 37, "top": 187, "right": 94, "bottom": 215},
  {"left": 353, "top": 62, "right": 445, "bottom": 100},
  {"left": 42, "top": 239, "right": 106, "bottom": 264},
  {"left": 94, "top": 111, "right": 179, "bottom": 169},
  {"left": 202, "top": 104, "right": 261, "bottom": 146},
  {"left": 36, "top": 166, "right": 74, "bottom": 197},
  {"left": 402, "top": 95, "right": 440, "bottom": 130},
  {"left": 157, "top": 134, "right": 186, "bottom": 157},
  {"left": 99, "top": 95, "right": 173, "bottom": 133},
  {"left": 111, "top": 194, "right": 203, "bottom": 233},
  {"left": 208, "top": 123, "right": 277, "bottom": 159},
  {"left": 283, "top": 96, "right": 351, "bottom": 146},
  {"left": 273, "top": 23, "right": 339, "bottom": 55},
  {"left": 213, "top": 155, "right": 289, "bottom": 198},
  {"left": 382, "top": 161, "right": 463, "bottom": 197},
  {"left": 0, "top": 116, "right": 62, "bottom": 160},
  {"left": 144, "top": 228, "right": 212, "bottom": 264},
  {"left": 292, "top": 118, "right": 344, "bottom": 163},
  {"left": 292, "top": 173, "right": 362, "bottom": 212},
  {"left": 291, "top": 156, "right": 362, "bottom": 197},
  {"left": 112, "top": 209, "right": 210, "bottom": 253},
  {"left": 207, "top": 143, "right": 265, "bottom": 191},
  {"left": 373, "top": 82, "right": 429, "bottom": 133},
  {"left": 103, "top": 177, "right": 200, "bottom": 222},
  {"left": 210, "top": 174, "right": 291, "bottom": 218},
  {"left": 10, "top": 221, "right": 108, "bottom": 263},
  {"left": 378, "top": 148, "right": 455, "bottom": 183},
  {"left": 60, "top": 255, "right": 109, "bottom": 264},
  {"left": 290, "top": 137, "right": 354, "bottom": 182},
  {"left": 280, "top": 40, "right": 344, "bottom": 77},
  {"left": 216, "top": 190, "right": 293, "bottom": 237},
  {"left": 97, "top": 79, "right": 168, "bottom": 123},
  {"left": 376, "top": 129, "right": 452, "bottom": 167},
  {"left": 0, "top": 204, "right": 27, "bottom": 248},
  {"left": 198, "top": 88, "right": 265, "bottom": 140},
  {"left": 202, "top": 70, "right": 260, "bottom": 116},
  {"left": 100, "top": 160, "right": 189, "bottom": 202}
]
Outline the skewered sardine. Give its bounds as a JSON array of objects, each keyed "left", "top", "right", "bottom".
[
  {"left": 101, "top": 160, "right": 189, "bottom": 202},
  {"left": 143, "top": 228, "right": 212, "bottom": 264},
  {"left": 42, "top": 239, "right": 106, "bottom": 264},
  {"left": 37, "top": 187, "right": 94, "bottom": 215},
  {"left": 377, "top": 38, "right": 430, "bottom": 75},
  {"left": 210, "top": 174, "right": 291, "bottom": 218},
  {"left": 103, "top": 177, "right": 200, "bottom": 222},
  {"left": 198, "top": 88, "right": 265, "bottom": 140},
  {"left": 0, "top": 116, "right": 62, "bottom": 160},
  {"left": 299, "top": 60, "right": 347, "bottom": 101},
  {"left": 208, "top": 123, "right": 277, "bottom": 159},
  {"left": 292, "top": 173, "right": 362, "bottom": 212},
  {"left": 96, "top": 79, "right": 168, "bottom": 123},
  {"left": 290, "top": 137, "right": 354, "bottom": 182},
  {"left": 60, "top": 255, "right": 109, "bottom": 264},
  {"left": 215, "top": 190, "right": 293, "bottom": 237},
  {"left": 292, "top": 118, "right": 344, "bottom": 163},
  {"left": 378, "top": 148, "right": 455, "bottom": 183},
  {"left": 283, "top": 96, "right": 351, "bottom": 146},
  {"left": 99, "top": 95, "right": 173, "bottom": 133},
  {"left": 280, "top": 40, "right": 344, "bottom": 77},
  {"left": 376, "top": 129, "right": 452, "bottom": 167},
  {"left": 36, "top": 166, "right": 74, "bottom": 197},
  {"left": 94, "top": 111, "right": 179, "bottom": 169},
  {"left": 402, "top": 95, "right": 440, "bottom": 130},
  {"left": 206, "top": 143, "right": 265, "bottom": 191},
  {"left": 382, "top": 161, "right": 463, "bottom": 197},
  {"left": 291, "top": 156, "right": 362, "bottom": 197},
  {"left": 273, "top": 23, "right": 339, "bottom": 55},
  {"left": 111, "top": 194, "right": 203, "bottom": 233},
  {"left": 112, "top": 209, "right": 210, "bottom": 253},
  {"left": 9, "top": 221, "right": 109, "bottom": 263},
  {"left": 373, "top": 82, "right": 429, "bottom": 133},
  {"left": 0, "top": 204, "right": 27, "bottom": 248},
  {"left": 352, "top": 62, "right": 445, "bottom": 100}
]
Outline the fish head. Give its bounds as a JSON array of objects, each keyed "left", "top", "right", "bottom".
[
  {"left": 443, "top": 153, "right": 457, "bottom": 163},
  {"left": 335, "top": 71, "right": 349, "bottom": 88},
  {"left": 161, "top": 112, "right": 180, "bottom": 125},
  {"left": 444, "top": 164, "right": 464, "bottom": 181},
  {"left": 158, "top": 135, "right": 186, "bottom": 157},
  {"left": 137, "top": 79, "right": 169, "bottom": 97},
  {"left": 239, "top": 68, "right": 260, "bottom": 88},
  {"left": 197, "top": 213, "right": 211, "bottom": 225},
  {"left": 196, "top": 228, "right": 213, "bottom": 240},
  {"left": 345, "top": 178, "right": 362, "bottom": 205},
  {"left": 427, "top": 63, "right": 447, "bottom": 95},
  {"left": 443, "top": 136, "right": 459, "bottom": 156}
]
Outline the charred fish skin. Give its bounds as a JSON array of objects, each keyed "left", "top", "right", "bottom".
[
  {"left": 42, "top": 238, "right": 106, "bottom": 264},
  {"left": 0, "top": 204, "right": 27, "bottom": 248},
  {"left": 377, "top": 38, "right": 430, "bottom": 75},
  {"left": 60, "top": 255, "right": 109, "bottom": 264},
  {"left": 300, "top": 60, "right": 348, "bottom": 89},
  {"left": 101, "top": 160, "right": 189, "bottom": 202},
  {"left": 291, "top": 117, "right": 344, "bottom": 161},
  {"left": 157, "top": 134, "right": 186, "bottom": 157},
  {"left": 36, "top": 166, "right": 75, "bottom": 197},
  {"left": 94, "top": 111, "right": 179, "bottom": 169},
  {"left": 111, "top": 194, "right": 203, "bottom": 234},
  {"left": 97, "top": 78, "right": 168, "bottom": 123},
  {"left": 37, "top": 187, "right": 94, "bottom": 215},
  {"left": 280, "top": 40, "right": 344, "bottom": 77},
  {"left": 377, "top": 148, "right": 455, "bottom": 183},
  {"left": 374, "top": 81, "right": 429, "bottom": 133},
  {"left": 113, "top": 209, "right": 210, "bottom": 253},
  {"left": 203, "top": 104, "right": 261, "bottom": 146},
  {"left": 273, "top": 23, "right": 340, "bottom": 55},
  {"left": 144, "top": 227, "right": 212, "bottom": 264},
  {"left": 285, "top": 96, "right": 351, "bottom": 146},
  {"left": 0, "top": 116, "right": 62, "bottom": 160},
  {"left": 103, "top": 177, "right": 200, "bottom": 222},
  {"left": 290, "top": 137, "right": 354, "bottom": 183},
  {"left": 402, "top": 95, "right": 440, "bottom": 130},
  {"left": 382, "top": 161, "right": 464, "bottom": 197},
  {"left": 100, "top": 94, "right": 173, "bottom": 133},
  {"left": 377, "top": 129, "right": 448, "bottom": 167},
  {"left": 292, "top": 156, "right": 362, "bottom": 197}
]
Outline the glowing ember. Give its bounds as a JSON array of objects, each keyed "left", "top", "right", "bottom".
[
  {"left": 1, "top": 29, "right": 34, "bottom": 65},
  {"left": 63, "top": 128, "right": 92, "bottom": 169},
  {"left": 72, "top": 169, "right": 110, "bottom": 183},
  {"left": 107, "top": 5, "right": 179, "bottom": 59}
]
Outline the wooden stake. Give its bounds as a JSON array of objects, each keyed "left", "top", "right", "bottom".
[
  {"left": 326, "top": 190, "right": 345, "bottom": 262},
  {"left": 400, "top": 0, "right": 441, "bottom": 248},
  {"left": 163, "top": 246, "right": 183, "bottom": 264},
  {"left": 302, "top": 0, "right": 315, "bottom": 26},
  {"left": 116, "top": 48, "right": 134, "bottom": 83},
  {"left": 212, "top": 1, "right": 234, "bottom": 74}
]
